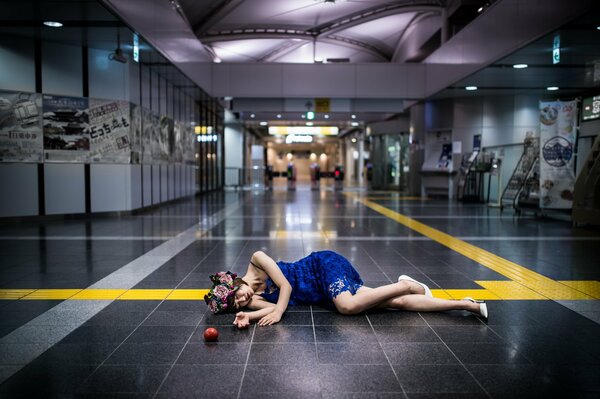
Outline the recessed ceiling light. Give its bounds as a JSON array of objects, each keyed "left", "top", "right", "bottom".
[
  {"left": 597, "top": 26, "right": 600, "bottom": 30},
  {"left": 513, "top": 64, "right": 528, "bottom": 69},
  {"left": 324, "top": 114, "right": 329, "bottom": 119},
  {"left": 250, "top": 114, "right": 255, "bottom": 118},
  {"left": 465, "top": 86, "right": 478, "bottom": 91},
  {"left": 306, "top": 122, "right": 314, "bottom": 126},
  {"left": 259, "top": 121, "right": 268, "bottom": 126},
  {"left": 351, "top": 138, "right": 357, "bottom": 143},
  {"left": 314, "top": 57, "right": 323, "bottom": 63},
  {"left": 546, "top": 86, "right": 559, "bottom": 91},
  {"left": 43, "top": 21, "right": 63, "bottom": 27},
  {"left": 351, "top": 114, "right": 356, "bottom": 119},
  {"left": 351, "top": 122, "right": 359, "bottom": 127},
  {"left": 276, "top": 114, "right": 282, "bottom": 119},
  {"left": 477, "top": 7, "right": 484, "bottom": 13},
  {"left": 213, "top": 57, "right": 222, "bottom": 63}
]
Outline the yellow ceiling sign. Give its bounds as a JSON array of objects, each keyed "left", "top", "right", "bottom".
[
  {"left": 314, "top": 98, "right": 330, "bottom": 113},
  {"left": 268, "top": 126, "right": 339, "bottom": 136}
]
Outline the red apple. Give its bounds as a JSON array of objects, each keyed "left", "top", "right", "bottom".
[{"left": 203, "top": 327, "right": 219, "bottom": 342}]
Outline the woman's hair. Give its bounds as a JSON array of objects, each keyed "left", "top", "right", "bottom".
[{"left": 204, "top": 271, "right": 245, "bottom": 314}]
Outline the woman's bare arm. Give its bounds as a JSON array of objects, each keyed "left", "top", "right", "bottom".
[{"left": 250, "top": 251, "right": 292, "bottom": 323}]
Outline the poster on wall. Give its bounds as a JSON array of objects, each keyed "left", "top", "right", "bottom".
[
  {"left": 88, "top": 99, "right": 131, "bottom": 163},
  {"left": 539, "top": 100, "right": 578, "bottom": 209},
  {"left": 0, "top": 91, "right": 44, "bottom": 162},
  {"left": 159, "top": 115, "right": 173, "bottom": 163},
  {"left": 129, "top": 104, "right": 141, "bottom": 164},
  {"left": 42, "top": 94, "right": 89, "bottom": 162},
  {"left": 173, "top": 121, "right": 183, "bottom": 163},
  {"left": 141, "top": 107, "right": 159, "bottom": 163}
]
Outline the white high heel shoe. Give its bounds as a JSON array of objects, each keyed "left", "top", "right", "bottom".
[
  {"left": 398, "top": 275, "right": 432, "bottom": 297},
  {"left": 463, "top": 297, "right": 488, "bottom": 319}
]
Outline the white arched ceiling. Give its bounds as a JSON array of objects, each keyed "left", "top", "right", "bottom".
[
  {"left": 336, "top": 12, "right": 418, "bottom": 51},
  {"left": 212, "top": 39, "right": 289, "bottom": 62}
]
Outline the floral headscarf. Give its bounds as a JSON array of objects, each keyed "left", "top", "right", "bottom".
[{"left": 204, "top": 271, "right": 239, "bottom": 314}]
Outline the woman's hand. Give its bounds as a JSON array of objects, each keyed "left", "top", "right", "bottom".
[
  {"left": 233, "top": 311, "right": 250, "bottom": 329},
  {"left": 258, "top": 310, "right": 283, "bottom": 327}
]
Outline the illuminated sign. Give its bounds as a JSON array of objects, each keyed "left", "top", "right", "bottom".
[
  {"left": 582, "top": 95, "right": 600, "bottom": 121},
  {"left": 268, "top": 126, "right": 339, "bottom": 136},
  {"left": 197, "top": 134, "right": 218, "bottom": 142},
  {"left": 133, "top": 34, "right": 139, "bottom": 63},
  {"left": 195, "top": 126, "right": 213, "bottom": 134},
  {"left": 552, "top": 34, "right": 560, "bottom": 64},
  {"left": 285, "top": 134, "right": 313, "bottom": 144}
]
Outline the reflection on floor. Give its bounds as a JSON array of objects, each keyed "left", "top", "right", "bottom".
[{"left": 0, "top": 189, "right": 599, "bottom": 398}]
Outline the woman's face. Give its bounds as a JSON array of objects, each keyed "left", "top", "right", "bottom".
[{"left": 234, "top": 284, "right": 254, "bottom": 309}]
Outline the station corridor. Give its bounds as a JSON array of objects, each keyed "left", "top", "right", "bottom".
[{"left": 1, "top": 188, "right": 599, "bottom": 398}]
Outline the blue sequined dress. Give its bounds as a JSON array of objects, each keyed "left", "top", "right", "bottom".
[{"left": 259, "top": 250, "right": 363, "bottom": 307}]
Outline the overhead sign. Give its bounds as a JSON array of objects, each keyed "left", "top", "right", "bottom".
[
  {"left": 268, "top": 126, "right": 338, "bottom": 136},
  {"left": 314, "top": 98, "right": 330, "bottom": 113},
  {"left": 133, "top": 34, "right": 139, "bottom": 63},
  {"left": 285, "top": 134, "right": 313, "bottom": 144},
  {"left": 552, "top": 34, "right": 560, "bottom": 65}
]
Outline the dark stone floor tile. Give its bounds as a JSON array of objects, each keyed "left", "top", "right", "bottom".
[
  {"left": 142, "top": 311, "right": 203, "bottom": 326},
  {"left": 317, "top": 343, "right": 388, "bottom": 365},
  {"left": 313, "top": 312, "right": 369, "bottom": 326},
  {"left": 78, "top": 365, "right": 169, "bottom": 393},
  {"left": 447, "top": 342, "right": 531, "bottom": 365},
  {"left": 253, "top": 325, "right": 315, "bottom": 343},
  {"left": 277, "top": 311, "right": 313, "bottom": 325},
  {"left": 155, "top": 300, "right": 206, "bottom": 312},
  {"left": 177, "top": 342, "right": 249, "bottom": 364},
  {"left": 467, "top": 364, "right": 574, "bottom": 399},
  {"left": 248, "top": 343, "right": 317, "bottom": 365},
  {"left": 241, "top": 365, "right": 320, "bottom": 395},
  {"left": 393, "top": 365, "right": 484, "bottom": 394},
  {"left": 105, "top": 343, "right": 185, "bottom": 365},
  {"left": 0, "top": 364, "right": 96, "bottom": 394},
  {"left": 33, "top": 343, "right": 117, "bottom": 366},
  {"left": 315, "top": 325, "right": 376, "bottom": 343},
  {"left": 431, "top": 325, "right": 500, "bottom": 343},
  {"left": 125, "top": 326, "right": 195, "bottom": 344},
  {"left": 86, "top": 311, "right": 150, "bottom": 326},
  {"left": 373, "top": 326, "right": 440, "bottom": 343},
  {"left": 62, "top": 325, "right": 136, "bottom": 344},
  {"left": 383, "top": 343, "right": 458, "bottom": 365},
  {"left": 367, "top": 310, "right": 427, "bottom": 326},
  {"left": 104, "top": 301, "right": 161, "bottom": 313},
  {"left": 318, "top": 364, "right": 402, "bottom": 393}
]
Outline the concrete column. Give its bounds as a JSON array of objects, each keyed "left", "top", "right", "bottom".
[{"left": 358, "top": 135, "right": 365, "bottom": 185}]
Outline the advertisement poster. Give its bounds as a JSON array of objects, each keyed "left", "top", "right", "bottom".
[
  {"left": 173, "top": 121, "right": 183, "bottom": 163},
  {"left": 130, "top": 104, "right": 141, "bottom": 164},
  {"left": 159, "top": 115, "right": 173, "bottom": 163},
  {"left": 43, "top": 94, "right": 90, "bottom": 162},
  {"left": 141, "top": 107, "right": 159, "bottom": 163},
  {"left": 0, "top": 91, "right": 43, "bottom": 162},
  {"left": 539, "top": 100, "right": 578, "bottom": 209},
  {"left": 88, "top": 99, "right": 131, "bottom": 163}
]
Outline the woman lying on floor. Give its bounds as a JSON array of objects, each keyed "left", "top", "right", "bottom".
[{"left": 204, "top": 250, "right": 487, "bottom": 328}]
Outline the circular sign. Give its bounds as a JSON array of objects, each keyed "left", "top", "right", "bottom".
[{"left": 542, "top": 136, "right": 572, "bottom": 167}]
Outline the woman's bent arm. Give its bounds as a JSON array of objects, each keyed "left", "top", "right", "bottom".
[{"left": 251, "top": 251, "right": 292, "bottom": 319}]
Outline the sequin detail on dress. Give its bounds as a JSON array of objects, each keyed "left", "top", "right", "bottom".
[{"left": 260, "top": 251, "right": 363, "bottom": 307}]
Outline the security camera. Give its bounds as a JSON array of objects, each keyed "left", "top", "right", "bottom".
[{"left": 109, "top": 47, "right": 128, "bottom": 64}]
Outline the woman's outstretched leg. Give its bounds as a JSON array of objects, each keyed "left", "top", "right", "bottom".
[
  {"left": 332, "top": 281, "right": 426, "bottom": 315},
  {"left": 333, "top": 286, "right": 484, "bottom": 316}
]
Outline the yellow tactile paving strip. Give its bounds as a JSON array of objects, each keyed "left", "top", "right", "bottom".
[
  {"left": 1, "top": 196, "right": 598, "bottom": 302},
  {"left": 347, "top": 193, "right": 599, "bottom": 301}
]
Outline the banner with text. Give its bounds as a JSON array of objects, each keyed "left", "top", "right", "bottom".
[
  {"left": 539, "top": 100, "right": 578, "bottom": 209},
  {"left": 0, "top": 91, "right": 43, "bottom": 162},
  {"left": 43, "top": 94, "right": 90, "bottom": 162},
  {"left": 88, "top": 99, "right": 131, "bottom": 163}
]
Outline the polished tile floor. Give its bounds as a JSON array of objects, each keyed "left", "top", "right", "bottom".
[{"left": 0, "top": 188, "right": 599, "bottom": 398}]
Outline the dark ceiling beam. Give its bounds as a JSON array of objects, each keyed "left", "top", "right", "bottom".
[
  {"left": 193, "top": 0, "right": 245, "bottom": 37},
  {"left": 311, "top": 2, "right": 443, "bottom": 37},
  {"left": 199, "top": 30, "right": 389, "bottom": 60},
  {"left": 257, "top": 40, "right": 308, "bottom": 63}
]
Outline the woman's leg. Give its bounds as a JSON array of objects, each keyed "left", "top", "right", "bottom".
[
  {"left": 333, "top": 286, "right": 481, "bottom": 315},
  {"left": 331, "top": 281, "right": 427, "bottom": 315}
]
